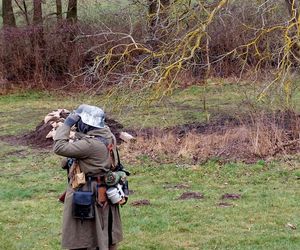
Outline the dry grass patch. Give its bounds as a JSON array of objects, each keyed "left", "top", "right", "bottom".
[{"left": 122, "top": 111, "right": 300, "bottom": 164}]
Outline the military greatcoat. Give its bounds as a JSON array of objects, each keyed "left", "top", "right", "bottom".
[{"left": 53, "top": 124, "right": 123, "bottom": 250}]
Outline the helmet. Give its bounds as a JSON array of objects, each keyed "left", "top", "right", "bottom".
[{"left": 74, "top": 104, "right": 105, "bottom": 128}]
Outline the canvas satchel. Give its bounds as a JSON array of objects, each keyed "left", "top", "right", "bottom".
[{"left": 69, "top": 160, "right": 86, "bottom": 189}]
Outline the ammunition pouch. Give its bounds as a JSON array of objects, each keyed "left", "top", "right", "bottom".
[
  {"left": 72, "top": 177, "right": 95, "bottom": 222},
  {"left": 97, "top": 184, "right": 108, "bottom": 206}
]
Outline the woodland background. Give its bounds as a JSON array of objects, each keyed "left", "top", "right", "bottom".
[
  {"left": 1, "top": 1, "right": 300, "bottom": 249},
  {"left": 0, "top": 0, "right": 299, "bottom": 105}
]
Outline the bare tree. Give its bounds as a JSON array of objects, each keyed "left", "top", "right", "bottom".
[
  {"left": 33, "top": 0, "right": 43, "bottom": 25},
  {"left": 32, "top": 0, "right": 46, "bottom": 79},
  {"left": 2, "top": 0, "right": 16, "bottom": 80},
  {"left": 56, "top": 0, "right": 63, "bottom": 20},
  {"left": 13, "top": 0, "right": 30, "bottom": 26},
  {"left": 2, "top": 0, "right": 16, "bottom": 27},
  {"left": 67, "top": 0, "right": 77, "bottom": 22}
]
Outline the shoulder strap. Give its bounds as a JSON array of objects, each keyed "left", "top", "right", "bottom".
[
  {"left": 115, "top": 147, "right": 121, "bottom": 166},
  {"left": 95, "top": 135, "right": 118, "bottom": 170},
  {"left": 95, "top": 136, "right": 109, "bottom": 147},
  {"left": 87, "top": 176, "right": 92, "bottom": 192},
  {"left": 107, "top": 143, "right": 116, "bottom": 170},
  {"left": 96, "top": 136, "right": 130, "bottom": 175}
]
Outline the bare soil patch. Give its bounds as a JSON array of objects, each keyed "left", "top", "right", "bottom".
[
  {"left": 163, "top": 183, "right": 190, "bottom": 190},
  {"left": 221, "top": 193, "right": 241, "bottom": 200},
  {"left": 130, "top": 199, "right": 151, "bottom": 206},
  {"left": 4, "top": 149, "right": 27, "bottom": 157},
  {"left": 1, "top": 117, "right": 124, "bottom": 149},
  {"left": 177, "top": 192, "right": 204, "bottom": 200}
]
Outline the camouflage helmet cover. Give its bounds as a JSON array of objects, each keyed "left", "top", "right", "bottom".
[{"left": 74, "top": 104, "right": 105, "bottom": 128}]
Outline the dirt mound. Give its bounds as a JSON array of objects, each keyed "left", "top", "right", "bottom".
[
  {"left": 22, "top": 121, "right": 54, "bottom": 148},
  {"left": 4, "top": 117, "right": 125, "bottom": 149},
  {"left": 105, "top": 117, "right": 124, "bottom": 143},
  {"left": 221, "top": 193, "right": 241, "bottom": 200},
  {"left": 126, "top": 113, "right": 244, "bottom": 139},
  {"left": 130, "top": 199, "right": 151, "bottom": 206}
]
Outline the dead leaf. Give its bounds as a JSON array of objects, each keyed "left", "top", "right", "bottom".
[
  {"left": 286, "top": 223, "right": 297, "bottom": 230},
  {"left": 217, "top": 202, "right": 234, "bottom": 207}
]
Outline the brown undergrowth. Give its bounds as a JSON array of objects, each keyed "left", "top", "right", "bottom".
[
  {"left": 2, "top": 110, "right": 299, "bottom": 164},
  {"left": 122, "top": 111, "right": 300, "bottom": 164}
]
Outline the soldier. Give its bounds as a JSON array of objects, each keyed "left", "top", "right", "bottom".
[{"left": 54, "top": 104, "right": 123, "bottom": 250}]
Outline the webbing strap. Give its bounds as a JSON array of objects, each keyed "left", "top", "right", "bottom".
[
  {"left": 78, "top": 176, "right": 92, "bottom": 192},
  {"left": 88, "top": 177, "right": 92, "bottom": 192},
  {"left": 107, "top": 143, "right": 116, "bottom": 170},
  {"left": 115, "top": 147, "right": 121, "bottom": 166},
  {"left": 96, "top": 136, "right": 109, "bottom": 147},
  {"left": 95, "top": 136, "right": 118, "bottom": 170}
]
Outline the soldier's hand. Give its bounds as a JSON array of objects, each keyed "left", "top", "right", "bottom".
[{"left": 64, "top": 113, "right": 80, "bottom": 127}]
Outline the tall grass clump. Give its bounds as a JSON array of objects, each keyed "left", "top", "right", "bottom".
[{"left": 122, "top": 110, "right": 300, "bottom": 164}]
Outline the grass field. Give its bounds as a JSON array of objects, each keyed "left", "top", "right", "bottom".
[{"left": 1, "top": 83, "right": 300, "bottom": 249}]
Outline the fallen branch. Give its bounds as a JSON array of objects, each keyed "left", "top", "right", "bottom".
[
  {"left": 272, "top": 138, "right": 300, "bottom": 156},
  {"left": 119, "top": 132, "right": 136, "bottom": 143}
]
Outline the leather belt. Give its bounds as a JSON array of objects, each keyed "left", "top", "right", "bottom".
[{"left": 87, "top": 175, "right": 105, "bottom": 184}]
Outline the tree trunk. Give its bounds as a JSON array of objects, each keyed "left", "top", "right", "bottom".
[
  {"left": 56, "top": 0, "right": 63, "bottom": 20},
  {"left": 2, "top": 0, "right": 16, "bottom": 80},
  {"left": 2, "top": 0, "right": 16, "bottom": 27},
  {"left": 22, "top": 0, "right": 30, "bottom": 25},
  {"left": 33, "top": 0, "right": 46, "bottom": 80},
  {"left": 13, "top": 0, "right": 30, "bottom": 26},
  {"left": 33, "top": 0, "right": 43, "bottom": 25},
  {"left": 67, "top": 0, "right": 77, "bottom": 22},
  {"left": 65, "top": 0, "right": 78, "bottom": 75}
]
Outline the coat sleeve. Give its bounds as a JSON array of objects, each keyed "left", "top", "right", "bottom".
[{"left": 53, "top": 124, "right": 91, "bottom": 158}]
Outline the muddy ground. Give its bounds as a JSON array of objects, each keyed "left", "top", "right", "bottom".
[
  {"left": 2, "top": 111, "right": 300, "bottom": 164},
  {"left": 1, "top": 117, "right": 124, "bottom": 149}
]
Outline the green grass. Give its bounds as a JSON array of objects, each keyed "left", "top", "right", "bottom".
[
  {"left": 1, "top": 85, "right": 300, "bottom": 249},
  {"left": 0, "top": 82, "right": 248, "bottom": 134},
  {"left": 2, "top": 144, "right": 300, "bottom": 249},
  {"left": 122, "top": 160, "right": 300, "bottom": 250},
  {"left": 0, "top": 84, "right": 235, "bottom": 134},
  {"left": 0, "top": 141, "right": 64, "bottom": 250}
]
